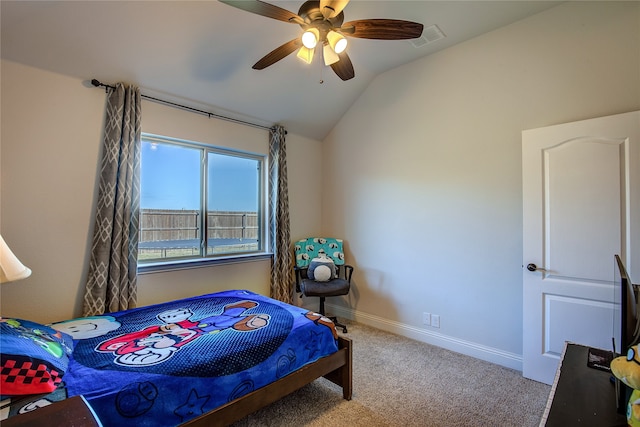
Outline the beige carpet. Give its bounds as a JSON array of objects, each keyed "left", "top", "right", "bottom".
[{"left": 231, "top": 321, "right": 551, "bottom": 426}]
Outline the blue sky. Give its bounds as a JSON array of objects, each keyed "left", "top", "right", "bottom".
[{"left": 140, "top": 141, "right": 258, "bottom": 212}]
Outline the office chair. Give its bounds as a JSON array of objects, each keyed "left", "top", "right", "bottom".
[{"left": 294, "top": 237, "right": 353, "bottom": 333}]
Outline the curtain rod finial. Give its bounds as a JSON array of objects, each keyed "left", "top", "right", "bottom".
[{"left": 91, "top": 79, "right": 114, "bottom": 93}]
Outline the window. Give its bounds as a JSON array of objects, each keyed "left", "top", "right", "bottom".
[{"left": 138, "top": 134, "right": 267, "bottom": 268}]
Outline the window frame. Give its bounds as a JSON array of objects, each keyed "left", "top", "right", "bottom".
[{"left": 137, "top": 133, "right": 271, "bottom": 274}]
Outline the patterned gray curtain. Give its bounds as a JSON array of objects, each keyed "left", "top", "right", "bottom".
[
  {"left": 83, "top": 83, "right": 141, "bottom": 316},
  {"left": 268, "top": 125, "right": 292, "bottom": 303}
]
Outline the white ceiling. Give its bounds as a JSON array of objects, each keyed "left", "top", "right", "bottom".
[{"left": 1, "top": 1, "right": 560, "bottom": 140}]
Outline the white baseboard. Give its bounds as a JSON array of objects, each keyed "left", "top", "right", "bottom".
[{"left": 320, "top": 302, "right": 523, "bottom": 372}]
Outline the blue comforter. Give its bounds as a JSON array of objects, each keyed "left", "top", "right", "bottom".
[{"left": 20, "top": 290, "right": 338, "bottom": 426}]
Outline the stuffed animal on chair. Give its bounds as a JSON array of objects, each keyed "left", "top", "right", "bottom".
[{"left": 611, "top": 344, "right": 640, "bottom": 426}]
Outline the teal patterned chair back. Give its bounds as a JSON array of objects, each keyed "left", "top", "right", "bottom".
[{"left": 294, "top": 237, "right": 345, "bottom": 267}]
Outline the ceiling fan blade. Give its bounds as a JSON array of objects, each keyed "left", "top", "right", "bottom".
[
  {"left": 330, "top": 52, "right": 355, "bottom": 81},
  {"left": 320, "top": 0, "right": 350, "bottom": 19},
  {"left": 219, "top": 0, "right": 303, "bottom": 24},
  {"left": 341, "top": 19, "right": 423, "bottom": 40},
  {"left": 253, "top": 38, "right": 301, "bottom": 70}
]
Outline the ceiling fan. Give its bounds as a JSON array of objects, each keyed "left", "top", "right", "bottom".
[{"left": 219, "top": 0, "right": 424, "bottom": 81}]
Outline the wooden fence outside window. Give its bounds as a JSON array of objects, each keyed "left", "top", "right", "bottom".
[{"left": 138, "top": 209, "right": 258, "bottom": 259}]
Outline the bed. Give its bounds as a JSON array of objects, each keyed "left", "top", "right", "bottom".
[{"left": 0, "top": 289, "right": 352, "bottom": 426}]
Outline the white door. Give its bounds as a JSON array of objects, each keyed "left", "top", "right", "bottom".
[{"left": 522, "top": 111, "right": 640, "bottom": 385}]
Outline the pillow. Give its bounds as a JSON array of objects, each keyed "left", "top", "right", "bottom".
[
  {"left": 308, "top": 255, "right": 336, "bottom": 282},
  {"left": 1, "top": 318, "right": 74, "bottom": 396}
]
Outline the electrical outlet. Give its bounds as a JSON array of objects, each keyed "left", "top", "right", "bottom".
[
  {"left": 422, "top": 312, "right": 431, "bottom": 326},
  {"left": 431, "top": 314, "right": 440, "bottom": 328}
]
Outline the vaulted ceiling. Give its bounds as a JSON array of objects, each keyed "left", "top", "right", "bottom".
[{"left": 1, "top": 1, "right": 560, "bottom": 140}]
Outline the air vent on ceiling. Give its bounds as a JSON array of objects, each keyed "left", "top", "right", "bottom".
[{"left": 408, "top": 24, "right": 445, "bottom": 48}]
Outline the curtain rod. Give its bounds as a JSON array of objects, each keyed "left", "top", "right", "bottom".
[{"left": 90, "top": 79, "right": 284, "bottom": 133}]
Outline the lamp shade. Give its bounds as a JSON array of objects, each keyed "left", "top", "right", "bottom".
[
  {"left": 327, "top": 30, "right": 347, "bottom": 54},
  {"left": 296, "top": 46, "right": 314, "bottom": 64},
  {"left": 323, "top": 43, "right": 339, "bottom": 66},
  {"left": 0, "top": 235, "right": 32, "bottom": 283},
  {"left": 301, "top": 28, "right": 319, "bottom": 49}
]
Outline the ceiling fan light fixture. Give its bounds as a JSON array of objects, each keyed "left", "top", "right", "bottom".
[
  {"left": 221, "top": 0, "right": 424, "bottom": 82},
  {"left": 323, "top": 43, "right": 340, "bottom": 66},
  {"left": 296, "top": 46, "right": 314, "bottom": 64},
  {"left": 301, "top": 28, "right": 319, "bottom": 49},
  {"left": 327, "top": 30, "right": 347, "bottom": 54}
]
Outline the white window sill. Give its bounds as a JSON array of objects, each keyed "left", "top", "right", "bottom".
[{"left": 137, "top": 253, "right": 273, "bottom": 275}]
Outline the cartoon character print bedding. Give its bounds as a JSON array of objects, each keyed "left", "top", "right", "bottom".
[{"left": 1, "top": 290, "right": 339, "bottom": 426}]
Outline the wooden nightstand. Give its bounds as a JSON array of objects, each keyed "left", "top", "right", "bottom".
[
  {"left": 541, "top": 343, "right": 627, "bottom": 426},
  {"left": 2, "top": 395, "right": 100, "bottom": 427}
]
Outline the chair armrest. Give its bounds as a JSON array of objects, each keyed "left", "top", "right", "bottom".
[
  {"left": 344, "top": 265, "right": 354, "bottom": 283},
  {"left": 294, "top": 266, "right": 306, "bottom": 293}
]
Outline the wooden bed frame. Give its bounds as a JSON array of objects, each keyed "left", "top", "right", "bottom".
[{"left": 184, "top": 335, "right": 353, "bottom": 426}]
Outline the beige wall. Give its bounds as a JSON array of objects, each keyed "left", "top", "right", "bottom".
[
  {"left": 323, "top": 1, "right": 640, "bottom": 368},
  {"left": 0, "top": 61, "right": 322, "bottom": 323}
]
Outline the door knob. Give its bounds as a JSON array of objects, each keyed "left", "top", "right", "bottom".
[{"left": 527, "top": 263, "right": 548, "bottom": 272}]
